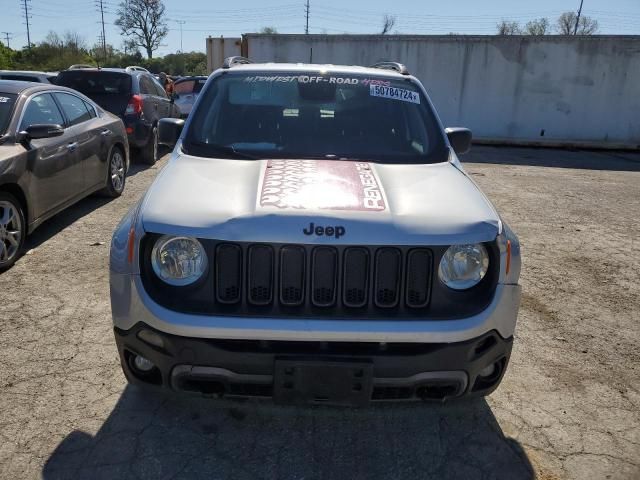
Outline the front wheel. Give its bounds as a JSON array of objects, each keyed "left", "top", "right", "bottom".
[
  {"left": 100, "top": 146, "right": 126, "bottom": 198},
  {"left": 0, "top": 192, "right": 26, "bottom": 271},
  {"left": 141, "top": 125, "right": 158, "bottom": 165}
]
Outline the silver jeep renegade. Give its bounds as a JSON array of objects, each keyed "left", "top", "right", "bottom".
[{"left": 109, "top": 58, "right": 521, "bottom": 406}]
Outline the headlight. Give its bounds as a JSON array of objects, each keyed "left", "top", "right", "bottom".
[
  {"left": 438, "top": 244, "right": 489, "bottom": 290},
  {"left": 151, "top": 235, "right": 207, "bottom": 286}
]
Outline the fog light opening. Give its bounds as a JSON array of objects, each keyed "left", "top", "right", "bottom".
[
  {"left": 479, "top": 364, "right": 496, "bottom": 378},
  {"left": 133, "top": 354, "right": 155, "bottom": 372}
]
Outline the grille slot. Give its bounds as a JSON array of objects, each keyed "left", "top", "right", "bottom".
[
  {"left": 406, "top": 249, "right": 433, "bottom": 308},
  {"left": 311, "top": 247, "right": 338, "bottom": 307},
  {"left": 215, "top": 244, "right": 242, "bottom": 304},
  {"left": 374, "top": 248, "right": 402, "bottom": 308},
  {"left": 343, "top": 247, "right": 369, "bottom": 308},
  {"left": 247, "top": 245, "right": 274, "bottom": 305},
  {"left": 280, "top": 246, "right": 305, "bottom": 306}
]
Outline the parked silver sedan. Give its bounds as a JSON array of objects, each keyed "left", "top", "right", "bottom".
[{"left": 173, "top": 76, "right": 207, "bottom": 118}]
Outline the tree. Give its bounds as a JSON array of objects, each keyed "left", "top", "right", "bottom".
[
  {"left": 380, "top": 14, "right": 396, "bottom": 35},
  {"left": 497, "top": 20, "right": 521, "bottom": 35},
  {"left": 260, "top": 27, "right": 278, "bottom": 34},
  {"left": 557, "top": 11, "right": 599, "bottom": 35},
  {"left": 524, "top": 18, "right": 550, "bottom": 36},
  {"left": 115, "top": 0, "right": 168, "bottom": 59}
]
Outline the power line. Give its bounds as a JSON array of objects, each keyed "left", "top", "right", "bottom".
[
  {"left": 305, "top": 0, "right": 310, "bottom": 34},
  {"left": 1, "top": 32, "right": 13, "bottom": 49},
  {"left": 96, "top": 0, "right": 107, "bottom": 62},
  {"left": 574, "top": 0, "right": 584, "bottom": 35},
  {"left": 174, "top": 20, "right": 186, "bottom": 52},
  {"left": 20, "top": 0, "right": 32, "bottom": 50}
]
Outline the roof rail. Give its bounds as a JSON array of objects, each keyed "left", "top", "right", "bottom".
[
  {"left": 68, "top": 64, "right": 94, "bottom": 70},
  {"left": 222, "top": 56, "right": 252, "bottom": 69},
  {"left": 125, "top": 66, "right": 149, "bottom": 73},
  {"left": 369, "top": 61, "right": 410, "bottom": 75}
]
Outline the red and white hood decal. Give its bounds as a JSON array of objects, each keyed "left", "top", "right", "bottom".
[
  {"left": 141, "top": 154, "right": 501, "bottom": 245},
  {"left": 259, "top": 160, "right": 386, "bottom": 211}
]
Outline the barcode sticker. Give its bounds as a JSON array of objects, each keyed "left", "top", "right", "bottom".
[{"left": 369, "top": 85, "right": 420, "bottom": 104}]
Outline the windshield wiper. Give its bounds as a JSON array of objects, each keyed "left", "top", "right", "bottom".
[{"left": 188, "top": 142, "right": 260, "bottom": 160}]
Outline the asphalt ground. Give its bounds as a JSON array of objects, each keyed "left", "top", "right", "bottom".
[{"left": 0, "top": 146, "right": 639, "bottom": 479}]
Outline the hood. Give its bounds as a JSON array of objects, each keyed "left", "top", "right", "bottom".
[{"left": 141, "top": 152, "right": 501, "bottom": 245}]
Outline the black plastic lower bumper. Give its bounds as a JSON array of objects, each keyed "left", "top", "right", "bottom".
[{"left": 114, "top": 323, "right": 513, "bottom": 405}]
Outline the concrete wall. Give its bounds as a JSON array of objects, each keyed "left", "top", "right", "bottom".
[
  {"left": 241, "top": 34, "right": 640, "bottom": 148},
  {"left": 206, "top": 37, "right": 242, "bottom": 72}
]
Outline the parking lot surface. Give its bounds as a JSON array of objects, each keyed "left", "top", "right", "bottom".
[{"left": 1, "top": 146, "right": 639, "bottom": 480}]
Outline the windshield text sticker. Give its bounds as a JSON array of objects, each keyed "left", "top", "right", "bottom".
[
  {"left": 245, "top": 75, "right": 361, "bottom": 84},
  {"left": 370, "top": 85, "right": 420, "bottom": 104},
  {"left": 259, "top": 160, "right": 386, "bottom": 211},
  {"left": 0, "top": 97, "right": 9, "bottom": 103}
]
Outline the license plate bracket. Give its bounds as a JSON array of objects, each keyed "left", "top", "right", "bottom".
[{"left": 273, "top": 359, "right": 373, "bottom": 407}]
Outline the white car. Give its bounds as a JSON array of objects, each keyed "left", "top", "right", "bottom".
[{"left": 109, "top": 58, "right": 522, "bottom": 406}]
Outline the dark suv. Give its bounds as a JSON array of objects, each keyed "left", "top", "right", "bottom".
[{"left": 56, "top": 67, "right": 180, "bottom": 164}]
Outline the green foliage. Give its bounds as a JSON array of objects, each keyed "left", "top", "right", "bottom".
[
  {"left": 3, "top": 31, "right": 207, "bottom": 75},
  {"left": 0, "top": 43, "right": 14, "bottom": 69}
]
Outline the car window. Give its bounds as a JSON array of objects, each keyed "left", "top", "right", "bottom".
[
  {"left": 0, "top": 93, "right": 18, "bottom": 134},
  {"left": 54, "top": 92, "right": 92, "bottom": 126},
  {"left": 194, "top": 79, "right": 206, "bottom": 93},
  {"left": 56, "top": 71, "right": 132, "bottom": 95},
  {"left": 151, "top": 78, "right": 168, "bottom": 98},
  {"left": 1, "top": 75, "right": 41, "bottom": 82},
  {"left": 185, "top": 72, "right": 448, "bottom": 164},
  {"left": 20, "top": 93, "right": 65, "bottom": 130},
  {"left": 83, "top": 100, "right": 97, "bottom": 118},
  {"left": 139, "top": 75, "right": 154, "bottom": 95},
  {"left": 175, "top": 80, "right": 195, "bottom": 95}
]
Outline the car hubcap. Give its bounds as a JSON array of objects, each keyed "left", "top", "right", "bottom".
[
  {"left": 0, "top": 201, "right": 22, "bottom": 264},
  {"left": 111, "top": 151, "right": 125, "bottom": 192}
]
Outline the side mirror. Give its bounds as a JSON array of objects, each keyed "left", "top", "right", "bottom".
[
  {"left": 158, "top": 118, "right": 184, "bottom": 148},
  {"left": 19, "top": 124, "right": 64, "bottom": 141},
  {"left": 445, "top": 127, "right": 472, "bottom": 155}
]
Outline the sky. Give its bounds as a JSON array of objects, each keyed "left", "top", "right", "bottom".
[{"left": 2, "top": 0, "right": 639, "bottom": 56}]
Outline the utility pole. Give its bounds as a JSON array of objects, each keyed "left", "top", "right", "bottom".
[
  {"left": 20, "top": 0, "right": 31, "bottom": 50},
  {"left": 305, "top": 0, "right": 310, "bottom": 34},
  {"left": 175, "top": 20, "right": 186, "bottom": 52},
  {"left": 1, "top": 32, "right": 13, "bottom": 49},
  {"left": 573, "top": 0, "right": 584, "bottom": 35},
  {"left": 97, "top": 0, "right": 107, "bottom": 62}
]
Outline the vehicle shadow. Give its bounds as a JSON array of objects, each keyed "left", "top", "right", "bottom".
[
  {"left": 23, "top": 158, "right": 160, "bottom": 252},
  {"left": 24, "top": 195, "right": 114, "bottom": 251},
  {"left": 465, "top": 145, "right": 640, "bottom": 172},
  {"left": 42, "top": 385, "right": 534, "bottom": 480}
]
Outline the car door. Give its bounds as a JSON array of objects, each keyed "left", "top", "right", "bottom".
[
  {"left": 18, "top": 92, "right": 83, "bottom": 220},
  {"left": 138, "top": 74, "right": 159, "bottom": 124},
  {"left": 149, "top": 75, "right": 173, "bottom": 118},
  {"left": 54, "top": 92, "right": 106, "bottom": 191}
]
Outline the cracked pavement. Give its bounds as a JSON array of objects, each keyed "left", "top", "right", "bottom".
[{"left": 0, "top": 146, "right": 639, "bottom": 479}]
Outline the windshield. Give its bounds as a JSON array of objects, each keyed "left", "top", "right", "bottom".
[
  {"left": 0, "top": 93, "right": 17, "bottom": 135},
  {"left": 184, "top": 71, "right": 448, "bottom": 163},
  {"left": 56, "top": 71, "right": 132, "bottom": 95}
]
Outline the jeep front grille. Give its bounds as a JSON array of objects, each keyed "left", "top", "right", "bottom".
[
  {"left": 213, "top": 243, "right": 432, "bottom": 311},
  {"left": 141, "top": 236, "right": 500, "bottom": 319}
]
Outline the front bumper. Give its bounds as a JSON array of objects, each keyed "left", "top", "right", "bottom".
[
  {"left": 111, "top": 274, "right": 521, "bottom": 343},
  {"left": 115, "top": 323, "right": 513, "bottom": 403}
]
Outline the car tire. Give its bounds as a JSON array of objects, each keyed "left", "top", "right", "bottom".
[
  {"left": 0, "top": 192, "right": 26, "bottom": 271},
  {"left": 141, "top": 125, "right": 158, "bottom": 165},
  {"left": 100, "top": 146, "right": 127, "bottom": 198}
]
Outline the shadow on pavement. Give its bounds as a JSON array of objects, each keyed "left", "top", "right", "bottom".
[
  {"left": 465, "top": 145, "right": 640, "bottom": 171},
  {"left": 24, "top": 157, "right": 161, "bottom": 251},
  {"left": 43, "top": 385, "right": 534, "bottom": 480}
]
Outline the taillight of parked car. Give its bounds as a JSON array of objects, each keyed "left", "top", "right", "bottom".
[{"left": 125, "top": 94, "right": 143, "bottom": 116}]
